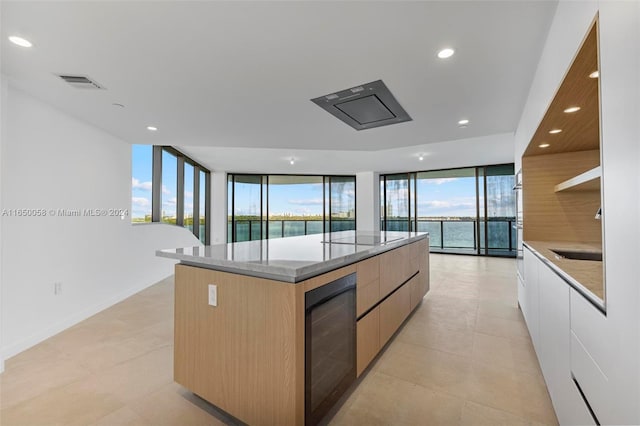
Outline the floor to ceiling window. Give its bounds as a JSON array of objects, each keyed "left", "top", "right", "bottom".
[
  {"left": 380, "top": 164, "right": 516, "bottom": 257},
  {"left": 381, "top": 174, "right": 411, "bottom": 231},
  {"left": 227, "top": 174, "right": 356, "bottom": 242},
  {"left": 327, "top": 176, "right": 356, "bottom": 232},
  {"left": 131, "top": 145, "right": 153, "bottom": 223},
  {"left": 131, "top": 145, "right": 210, "bottom": 243},
  {"left": 416, "top": 168, "right": 478, "bottom": 252}
]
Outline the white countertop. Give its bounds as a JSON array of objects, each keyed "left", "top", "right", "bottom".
[{"left": 156, "top": 231, "right": 428, "bottom": 283}]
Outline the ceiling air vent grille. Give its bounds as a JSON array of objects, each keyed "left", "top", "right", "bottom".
[
  {"left": 57, "top": 74, "right": 105, "bottom": 90},
  {"left": 311, "top": 80, "right": 411, "bottom": 131}
]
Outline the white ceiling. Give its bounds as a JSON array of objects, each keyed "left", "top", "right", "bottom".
[{"left": 1, "top": 1, "right": 557, "bottom": 173}]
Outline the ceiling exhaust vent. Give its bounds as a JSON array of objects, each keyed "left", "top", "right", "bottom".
[
  {"left": 57, "top": 74, "right": 105, "bottom": 90},
  {"left": 311, "top": 80, "right": 411, "bottom": 131}
]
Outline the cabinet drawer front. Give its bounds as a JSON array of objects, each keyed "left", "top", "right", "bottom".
[
  {"left": 380, "top": 245, "right": 416, "bottom": 297},
  {"left": 571, "top": 331, "right": 608, "bottom": 424},
  {"left": 561, "top": 375, "right": 597, "bottom": 426},
  {"left": 570, "top": 289, "right": 608, "bottom": 376},
  {"left": 409, "top": 274, "right": 424, "bottom": 312},
  {"left": 357, "top": 255, "right": 380, "bottom": 288},
  {"left": 357, "top": 308, "right": 380, "bottom": 377},
  {"left": 379, "top": 282, "right": 411, "bottom": 347},
  {"left": 357, "top": 278, "right": 380, "bottom": 317},
  {"left": 516, "top": 274, "right": 525, "bottom": 312}
]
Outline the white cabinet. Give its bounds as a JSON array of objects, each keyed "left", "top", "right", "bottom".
[
  {"left": 522, "top": 248, "right": 596, "bottom": 425},
  {"left": 523, "top": 247, "right": 540, "bottom": 350},
  {"left": 516, "top": 273, "right": 526, "bottom": 314},
  {"left": 570, "top": 289, "right": 610, "bottom": 424},
  {"left": 538, "top": 264, "right": 569, "bottom": 410},
  {"left": 538, "top": 264, "right": 595, "bottom": 425}
]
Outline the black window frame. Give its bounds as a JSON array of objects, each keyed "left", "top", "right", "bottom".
[
  {"left": 227, "top": 173, "right": 356, "bottom": 243},
  {"left": 380, "top": 163, "right": 516, "bottom": 257},
  {"left": 136, "top": 145, "right": 211, "bottom": 244}
]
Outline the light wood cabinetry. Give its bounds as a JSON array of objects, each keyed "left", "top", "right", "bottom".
[
  {"left": 174, "top": 237, "right": 429, "bottom": 425},
  {"left": 522, "top": 150, "right": 602, "bottom": 244},
  {"left": 174, "top": 264, "right": 305, "bottom": 426},
  {"left": 410, "top": 239, "right": 430, "bottom": 311},
  {"left": 356, "top": 238, "right": 429, "bottom": 376},
  {"left": 356, "top": 256, "right": 380, "bottom": 317},
  {"left": 379, "top": 281, "right": 412, "bottom": 347},
  {"left": 356, "top": 307, "right": 379, "bottom": 377},
  {"left": 379, "top": 243, "right": 413, "bottom": 297}
]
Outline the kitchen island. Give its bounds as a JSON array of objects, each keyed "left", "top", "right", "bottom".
[{"left": 157, "top": 231, "right": 430, "bottom": 425}]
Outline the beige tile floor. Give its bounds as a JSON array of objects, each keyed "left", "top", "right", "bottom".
[{"left": 0, "top": 254, "right": 558, "bottom": 426}]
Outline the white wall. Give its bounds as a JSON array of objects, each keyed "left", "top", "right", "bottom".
[
  {"left": 0, "top": 86, "right": 201, "bottom": 362},
  {"left": 598, "top": 1, "right": 639, "bottom": 421},
  {"left": 0, "top": 76, "right": 5, "bottom": 373},
  {"left": 514, "top": 1, "right": 640, "bottom": 423}
]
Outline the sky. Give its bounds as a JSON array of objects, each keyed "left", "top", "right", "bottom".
[
  {"left": 231, "top": 181, "right": 356, "bottom": 217},
  {"left": 386, "top": 176, "right": 515, "bottom": 218},
  {"left": 131, "top": 145, "right": 204, "bottom": 220}
]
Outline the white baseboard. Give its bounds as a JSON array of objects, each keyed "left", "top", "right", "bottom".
[{"left": 0, "top": 274, "right": 172, "bottom": 362}]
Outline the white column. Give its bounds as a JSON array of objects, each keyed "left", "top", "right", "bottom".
[
  {"left": 356, "top": 171, "right": 380, "bottom": 232},
  {"left": 211, "top": 171, "right": 228, "bottom": 245}
]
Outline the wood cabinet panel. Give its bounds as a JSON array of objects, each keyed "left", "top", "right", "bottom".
[
  {"left": 356, "top": 256, "right": 380, "bottom": 317},
  {"left": 302, "top": 264, "right": 357, "bottom": 293},
  {"left": 379, "top": 246, "right": 406, "bottom": 297},
  {"left": 357, "top": 255, "right": 380, "bottom": 288},
  {"left": 416, "top": 239, "right": 429, "bottom": 304},
  {"left": 409, "top": 274, "right": 425, "bottom": 312},
  {"left": 379, "top": 282, "right": 411, "bottom": 347},
  {"left": 379, "top": 243, "right": 419, "bottom": 298},
  {"left": 522, "top": 150, "right": 602, "bottom": 244},
  {"left": 357, "top": 278, "right": 379, "bottom": 317},
  {"left": 174, "top": 265, "right": 305, "bottom": 426},
  {"left": 356, "top": 307, "right": 380, "bottom": 377}
]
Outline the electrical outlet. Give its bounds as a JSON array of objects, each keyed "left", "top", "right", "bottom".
[
  {"left": 54, "top": 282, "right": 62, "bottom": 295},
  {"left": 208, "top": 284, "right": 217, "bottom": 307}
]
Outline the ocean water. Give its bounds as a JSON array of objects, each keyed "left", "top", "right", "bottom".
[
  {"left": 230, "top": 220, "right": 355, "bottom": 242},
  {"left": 228, "top": 219, "right": 515, "bottom": 251},
  {"left": 387, "top": 220, "right": 515, "bottom": 250}
]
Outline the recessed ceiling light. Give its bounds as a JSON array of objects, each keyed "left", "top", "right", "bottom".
[
  {"left": 289, "top": 158, "right": 295, "bottom": 165},
  {"left": 146, "top": 126, "right": 158, "bottom": 131},
  {"left": 437, "top": 48, "right": 455, "bottom": 59},
  {"left": 419, "top": 155, "right": 424, "bottom": 161},
  {"left": 8, "top": 36, "right": 32, "bottom": 48},
  {"left": 458, "top": 119, "right": 469, "bottom": 125},
  {"left": 549, "top": 129, "right": 562, "bottom": 134},
  {"left": 563, "top": 106, "right": 581, "bottom": 113},
  {"left": 589, "top": 70, "right": 599, "bottom": 79},
  {"left": 539, "top": 143, "right": 550, "bottom": 148}
]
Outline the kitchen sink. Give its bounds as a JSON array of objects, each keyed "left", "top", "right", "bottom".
[{"left": 551, "top": 249, "right": 603, "bottom": 261}]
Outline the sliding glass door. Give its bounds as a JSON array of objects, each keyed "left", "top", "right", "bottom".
[
  {"left": 416, "top": 168, "right": 477, "bottom": 254},
  {"left": 381, "top": 164, "right": 516, "bottom": 257},
  {"left": 228, "top": 174, "right": 356, "bottom": 242}
]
